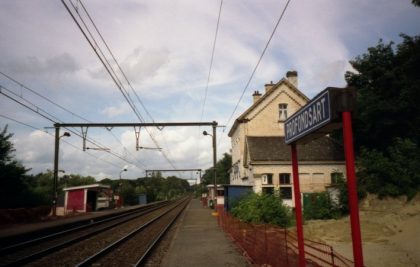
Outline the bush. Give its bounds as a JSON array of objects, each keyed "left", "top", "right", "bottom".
[
  {"left": 358, "top": 138, "right": 420, "bottom": 200},
  {"left": 303, "top": 192, "right": 341, "bottom": 220},
  {"left": 230, "top": 192, "right": 292, "bottom": 227}
]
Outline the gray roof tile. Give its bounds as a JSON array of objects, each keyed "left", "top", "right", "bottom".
[{"left": 246, "top": 136, "right": 344, "bottom": 162}]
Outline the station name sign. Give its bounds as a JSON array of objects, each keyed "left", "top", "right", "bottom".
[{"left": 284, "top": 87, "right": 356, "bottom": 145}]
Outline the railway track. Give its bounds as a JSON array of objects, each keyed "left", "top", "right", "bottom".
[{"left": 0, "top": 196, "right": 190, "bottom": 266}]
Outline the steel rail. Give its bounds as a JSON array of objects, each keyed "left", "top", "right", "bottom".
[
  {"left": 75, "top": 197, "right": 190, "bottom": 266},
  {"left": 134, "top": 197, "right": 189, "bottom": 266},
  {"left": 0, "top": 201, "right": 166, "bottom": 254},
  {"left": 0, "top": 201, "right": 173, "bottom": 267}
]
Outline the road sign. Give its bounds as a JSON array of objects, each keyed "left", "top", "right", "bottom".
[
  {"left": 283, "top": 86, "right": 363, "bottom": 267},
  {"left": 284, "top": 87, "right": 355, "bottom": 144}
]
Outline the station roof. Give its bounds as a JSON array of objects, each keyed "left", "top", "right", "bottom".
[
  {"left": 246, "top": 136, "right": 344, "bottom": 162},
  {"left": 63, "top": 183, "right": 110, "bottom": 191}
]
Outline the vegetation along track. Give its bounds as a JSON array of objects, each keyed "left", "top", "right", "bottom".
[{"left": 0, "top": 197, "right": 190, "bottom": 266}]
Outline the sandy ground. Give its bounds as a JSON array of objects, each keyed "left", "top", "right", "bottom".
[{"left": 304, "top": 194, "right": 420, "bottom": 267}]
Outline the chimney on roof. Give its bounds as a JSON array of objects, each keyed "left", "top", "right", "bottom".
[
  {"left": 252, "top": 90, "right": 262, "bottom": 103},
  {"left": 286, "top": 71, "right": 298, "bottom": 88},
  {"left": 264, "top": 81, "right": 274, "bottom": 93}
]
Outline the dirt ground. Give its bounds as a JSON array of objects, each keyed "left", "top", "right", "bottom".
[{"left": 304, "top": 194, "right": 420, "bottom": 267}]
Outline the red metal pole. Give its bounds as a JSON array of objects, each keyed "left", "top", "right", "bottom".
[
  {"left": 291, "top": 144, "right": 305, "bottom": 267},
  {"left": 342, "top": 111, "right": 364, "bottom": 267}
]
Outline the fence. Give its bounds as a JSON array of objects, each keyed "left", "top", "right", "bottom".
[{"left": 217, "top": 207, "right": 353, "bottom": 267}]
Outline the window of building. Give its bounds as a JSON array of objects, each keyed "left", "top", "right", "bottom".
[
  {"left": 279, "top": 103, "right": 288, "bottom": 121},
  {"left": 279, "top": 173, "right": 291, "bottom": 184},
  {"left": 263, "top": 187, "right": 274, "bottom": 195},
  {"left": 331, "top": 172, "right": 343, "bottom": 185},
  {"left": 280, "top": 187, "right": 292, "bottom": 200},
  {"left": 262, "top": 173, "right": 273, "bottom": 184}
]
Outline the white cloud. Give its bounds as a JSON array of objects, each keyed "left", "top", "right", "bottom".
[
  {"left": 101, "top": 102, "right": 132, "bottom": 118},
  {"left": 2, "top": 53, "right": 80, "bottom": 76}
]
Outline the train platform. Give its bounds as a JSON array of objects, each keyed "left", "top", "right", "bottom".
[{"left": 160, "top": 198, "right": 249, "bottom": 267}]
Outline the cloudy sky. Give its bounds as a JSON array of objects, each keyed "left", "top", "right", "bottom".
[{"left": 0, "top": 0, "right": 419, "bottom": 181}]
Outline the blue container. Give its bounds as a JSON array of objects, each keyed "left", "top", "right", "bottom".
[{"left": 223, "top": 185, "right": 253, "bottom": 212}]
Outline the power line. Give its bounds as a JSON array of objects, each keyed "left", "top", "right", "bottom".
[
  {"left": 197, "top": 0, "right": 224, "bottom": 170},
  {"left": 0, "top": 113, "right": 123, "bottom": 169},
  {"left": 200, "top": 0, "right": 223, "bottom": 122},
  {"left": 61, "top": 0, "right": 145, "bottom": 122},
  {"left": 0, "top": 71, "right": 145, "bottom": 168},
  {"left": 223, "top": 0, "right": 292, "bottom": 130},
  {"left": 0, "top": 113, "right": 39, "bottom": 131},
  {"left": 0, "top": 71, "right": 89, "bottom": 123},
  {"left": 62, "top": 0, "right": 177, "bottom": 169},
  {"left": 0, "top": 85, "right": 145, "bottom": 169},
  {"left": 78, "top": 0, "right": 155, "bottom": 123}
]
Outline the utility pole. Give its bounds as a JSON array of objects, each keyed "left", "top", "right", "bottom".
[
  {"left": 52, "top": 128, "right": 70, "bottom": 217},
  {"left": 212, "top": 122, "right": 217, "bottom": 213},
  {"left": 52, "top": 127, "right": 60, "bottom": 217}
]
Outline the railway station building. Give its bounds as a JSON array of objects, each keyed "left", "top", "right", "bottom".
[{"left": 228, "top": 71, "right": 346, "bottom": 207}]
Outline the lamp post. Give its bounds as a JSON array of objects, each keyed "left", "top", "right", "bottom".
[
  {"left": 118, "top": 168, "right": 127, "bottom": 207},
  {"left": 203, "top": 122, "right": 217, "bottom": 214},
  {"left": 52, "top": 128, "right": 70, "bottom": 217}
]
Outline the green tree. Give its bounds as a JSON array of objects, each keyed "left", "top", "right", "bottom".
[
  {"left": 345, "top": 35, "right": 420, "bottom": 199},
  {"left": 358, "top": 138, "right": 420, "bottom": 199},
  {"left": 201, "top": 153, "right": 232, "bottom": 185},
  {"left": 63, "top": 174, "right": 96, "bottom": 187},
  {"left": 28, "top": 171, "right": 54, "bottom": 205},
  {"left": 0, "top": 126, "right": 31, "bottom": 208},
  {"left": 346, "top": 35, "right": 420, "bottom": 151},
  {"left": 120, "top": 181, "right": 138, "bottom": 205}
]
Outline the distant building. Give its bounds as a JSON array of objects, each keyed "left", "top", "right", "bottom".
[
  {"left": 206, "top": 184, "right": 225, "bottom": 208},
  {"left": 228, "top": 71, "right": 346, "bottom": 207},
  {"left": 63, "top": 184, "right": 112, "bottom": 214}
]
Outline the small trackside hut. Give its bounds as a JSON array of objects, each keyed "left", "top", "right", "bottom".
[
  {"left": 63, "top": 184, "right": 112, "bottom": 214},
  {"left": 206, "top": 184, "right": 224, "bottom": 209}
]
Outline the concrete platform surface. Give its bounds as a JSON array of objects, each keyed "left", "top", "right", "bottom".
[{"left": 160, "top": 199, "right": 249, "bottom": 267}]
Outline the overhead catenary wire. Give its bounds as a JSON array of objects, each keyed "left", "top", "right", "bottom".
[
  {"left": 0, "top": 71, "right": 89, "bottom": 123},
  {"left": 0, "top": 113, "right": 40, "bottom": 131},
  {"left": 61, "top": 0, "right": 177, "bottom": 169},
  {"left": 199, "top": 0, "right": 223, "bottom": 122},
  {"left": 214, "top": 0, "right": 292, "bottom": 154},
  {"left": 223, "top": 0, "right": 292, "bottom": 130},
  {"left": 0, "top": 85, "right": 145, "bottom": 169},
  {"left": 0, "top": 71, "right": 145, "bottom": 169},
  {"left": 77, "top": 0, "right": 155, "bottom": 123},
  {"left": 196, "top": 0, "right": 224, "bottom": 171},
  {"left": 0, "top": 113, "right": 123, "bottom": 169},
  {"left": 61, "top": 0, "right": 144, "bottom": 121}
]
